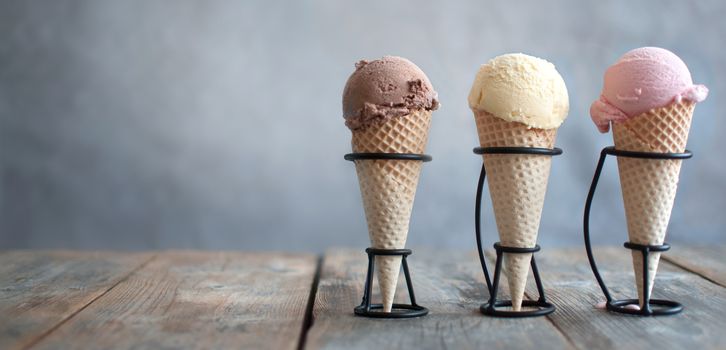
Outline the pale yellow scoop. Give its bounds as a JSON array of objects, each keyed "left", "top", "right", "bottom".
[{"left": 468, "top": 53, "right": 569, "bottom": 129}]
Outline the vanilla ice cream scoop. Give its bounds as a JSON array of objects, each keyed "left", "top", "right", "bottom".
[{"left": 468, "top": 53, "right": 569, "bottom": 129}]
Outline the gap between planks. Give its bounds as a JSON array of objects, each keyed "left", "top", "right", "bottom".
[
  {"left": 19, "top": 254, "right": 158, "bottom": 350},
  {"left": 297, "top": 254, "right": 324, "bottom": 350},
  {"left": 662, "top": 254, "right": 726, "bottom": 289}
]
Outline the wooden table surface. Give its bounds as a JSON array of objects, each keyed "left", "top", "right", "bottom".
[{"left": 1, "top": 246, "right": 724, "bottom": 350}]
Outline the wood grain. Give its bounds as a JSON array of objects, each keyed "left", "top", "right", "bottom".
[
  {"left": 531, "top": 247, "right": 726, "bottom": 350},
  {"left": 661, "top": 245, "right": 726, "bottom": 287},
  {"left": 3, "top": 248, "right": 724, "bottom": 349},
  {"left": 0, "top": 251, "right": 153, "bottom": 350},
  {"left": 28, "top": 251, "right": 318, "bottom": 350},
  {"left": 305, "top": 248, "right": 574, "bottom": 350}
]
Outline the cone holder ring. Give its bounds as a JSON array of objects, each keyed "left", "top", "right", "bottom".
[
  {"left": 583, "top": 146, "right": 692, "bottom": 316},
  {"left": 345, "top": 152, "right": 431, "bottom": 318},
  {"left": 473, "top": 146, "right": 562, "bottom": 317},
  {"left": 351, "top": 248, "right": 429, "bottom": 318},
  {"left": 344, "top": 153, "right": 432, "bottom": 162}
]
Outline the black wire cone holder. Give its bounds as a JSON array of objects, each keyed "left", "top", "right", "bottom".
[
  {"left": 345, "top": 152, "right": 431, "bottom": 318},
  {"left": 473, "top": 146, "right": 562, "bottom": 317},
  {"left": 353, "top": 248, "right": 429, "bottom": 318},
  {"left": 583, "top": 146, "right": 692, "bottom": 316}
]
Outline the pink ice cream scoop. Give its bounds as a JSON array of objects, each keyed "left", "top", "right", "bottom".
[{"left": 590, "top": 47, "right": 708, "bottom": 133}]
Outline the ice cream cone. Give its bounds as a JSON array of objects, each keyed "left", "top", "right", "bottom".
[
  {"left": 612, "top": 100, "right": 694, "bottom": 308},
  {"left": 474, "top": 110, "right": 556, "bottom": 311},
  {"left": 342, "top": 56, "right": 438, "bottom": 313},
  {"left": 351, "top": 109, "right": 431, "bottom": 312}
]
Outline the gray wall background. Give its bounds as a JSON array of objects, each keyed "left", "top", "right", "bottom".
[{"left": 1, "top": 0, "right": 724, "bottom": 251}]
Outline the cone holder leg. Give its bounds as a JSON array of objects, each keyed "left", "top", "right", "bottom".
[
  {"left": 583, "top": 146, "right": 692, "bottom": 316},
  {"left": 345, "top": 152, "right": 431, "bottom": 319},
  {"left": 473, "top": 146, "right": 562, "bottom": 317},
  {"left": 353, "top": 248, "right": 429, "bottom": 318}
]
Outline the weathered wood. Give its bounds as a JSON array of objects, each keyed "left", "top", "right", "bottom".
[
  {"left": 661, "top": 245, "right": 726, "bottom": 287},
  {"left": 305, "top": 249, "right": 574, "bottom": 350},
  {"left": 0, "top": 251, "right": 153, "bottom": 350},
  {"left": 29, "top": 251, "right": 318, "bottom": 350},
  {"left": 3, "top": 248, "right": 724, "bottom": 349},
  {"left": 532, "top": 247, "right": 726, "bottom": 350}
]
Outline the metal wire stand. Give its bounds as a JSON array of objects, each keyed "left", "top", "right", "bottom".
[
  {"left": 353, "top": 248, "right": 429, "bottom": 318},
  {"left": 345, "top": 152, "right": 431, "bottom": 318},
  {"left": 473, "top": 146, "right": 562, "bottom": 317},
  {"left": 583, "top": 146, "right": 692, "bottom": 316}
]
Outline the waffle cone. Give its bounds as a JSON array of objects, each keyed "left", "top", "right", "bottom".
[
  {"left": 474, "top": 110, "right": 556, "bottom": 311},
  {"left": 351, "top": 109, "right": 431, "bottom": 312},
  {"left": 612, "top": 100, "right": 694, "bottom": 308}
]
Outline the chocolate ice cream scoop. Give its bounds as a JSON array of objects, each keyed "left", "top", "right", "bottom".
[{"left": 342, "top": 56, "right": 439, "bottom": 131}]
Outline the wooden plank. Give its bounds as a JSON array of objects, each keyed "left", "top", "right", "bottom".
[
  {"left": 661, "top": 245, "right": 726, "bottom": 287},
  {"left": 305, "top": 248, "right": 574, "bottom": 350},
  {"left": 532, "top": 247, "right": 726, "bottom": 350},
  {"left": 0, "top": 251, "right": 153, "bottom": 350},
  {"left": 29, "top": 251, "right": 318, "bottom": 350}
]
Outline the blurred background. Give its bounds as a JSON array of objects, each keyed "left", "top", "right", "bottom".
[{"left": 1, "top": 0, "right": 724, "bottom": 251}]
